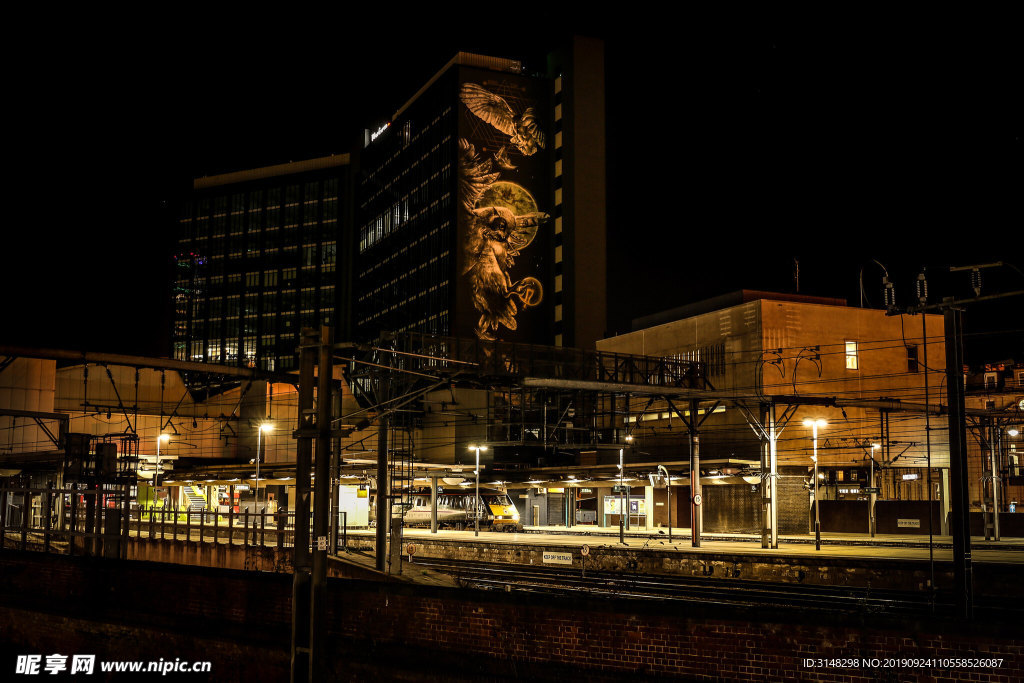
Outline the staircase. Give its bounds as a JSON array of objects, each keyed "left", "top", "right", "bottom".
[{"left": 182, "top": 485, "right": 208, "bottom": 521}]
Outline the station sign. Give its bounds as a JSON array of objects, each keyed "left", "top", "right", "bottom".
[
  {"left": 861, "top": 487, "right": 880, "bottom": 494},
  {"left": 611, "top": 485, "right": 628, "bottom": 494},
  {"left": 897, "top": 519, "right": 921, "bottom": 528},
  {"left": 542, "top": 551, "right": 573, "bottom": 565}
]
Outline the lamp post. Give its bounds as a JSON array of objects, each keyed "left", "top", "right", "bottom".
[
  {"left": 869, "top": 443, "right": 880, "bottom": 537},
  {"left": 155, "top": 433, "right": 170, "bottom": 509},
  {"left": 256, "top": 423, "right": 273, "bottom": 512},
  {"left": 803, "top": 419, "right": 826, "bottom": 550},
  {"left": 468, "top": 445, "right": 487, "bottom": 536}
]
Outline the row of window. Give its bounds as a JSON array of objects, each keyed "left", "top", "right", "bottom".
[{"left": 185, "top": 181, "right": 340, "bottom": 217}]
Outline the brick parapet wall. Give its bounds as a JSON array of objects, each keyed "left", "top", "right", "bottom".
[{"left": 1, "top": 552, "right": 1020, "bottom": 681}]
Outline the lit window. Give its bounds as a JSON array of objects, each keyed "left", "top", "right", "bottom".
[{"left": 845, "top": 341, "right": 859, "bottom": 370}]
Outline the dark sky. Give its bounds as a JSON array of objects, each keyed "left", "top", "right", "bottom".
[{"left": 6, "top": 14, "right": 1021, "bottom": 362}]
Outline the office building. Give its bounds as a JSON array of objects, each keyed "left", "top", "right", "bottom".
[
  {"left": 355, "top": 37, "right": 607, "bottom": 348},
  {"left": 172, "top": 155, "right": 353, "bottom": 371}
]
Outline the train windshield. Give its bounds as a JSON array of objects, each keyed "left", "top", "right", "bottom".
[{"left": 483, "top": 495, "right": 511, "bottom": 506}]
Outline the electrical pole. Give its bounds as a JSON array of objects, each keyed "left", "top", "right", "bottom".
[
  {"left": 944, "top": 307, "right": 973, "bottom": 619},
  {"left": 310, "top": 326, "right": 333, "bottom": 681},
  {"left": 290, "top": 328, "right": 317, "bottom": 683}
]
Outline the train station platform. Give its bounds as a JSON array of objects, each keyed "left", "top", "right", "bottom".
[
  {"left": 340, "top": 525, "right": 1024, "bottom": 596},
  {"left": 519, "top": 524, "right": 1024, "bottom": 552}
]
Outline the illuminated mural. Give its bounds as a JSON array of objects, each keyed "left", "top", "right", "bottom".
[{"left": 458, "top": 79, "right": 549, "bottom": 342}]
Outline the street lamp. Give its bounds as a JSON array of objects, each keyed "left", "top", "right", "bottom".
[
  {"left": 803, "top": 419, "right": 827, "bottom": 550},
  {"left": 869, "top": 443, "right": 880, "bottom": 537},
  {"left": 256, "top": 423, "right": 273, "bottom": 512},
  {"left": 468, "top": 445, "right": 487, "bottom": 536}
]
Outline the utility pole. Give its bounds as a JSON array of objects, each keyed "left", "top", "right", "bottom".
[
  {"left": 883, "top": 262, "right": 1023, "bottom": 619},
  {"left": 944, "top": 307, "right": 973, "bottom": 619},
  {"left": 290, "top": 328, "right": 317, "bottom": 683},
  {"left": 310, "top": 326, "right": 333, "bottom": 681}
]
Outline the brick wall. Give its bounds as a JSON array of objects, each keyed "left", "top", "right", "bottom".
[
  {"left": 778, "top": 466, "right": 810, "bottom": 534},
  {"left": 705, "top": 485, "right": 761, "bottom": 533},
  {"left": 1, "top": 552, "right": 1021, "bottom": 681}
]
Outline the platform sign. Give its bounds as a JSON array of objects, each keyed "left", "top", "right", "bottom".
[
  {"left": 861, "top": 487, "right": 880, "bottom": 494},
  {"left": 542, "top": 551, "right": 573, "bottom": 565},
  {"left": 316, "top": 536, "right": 328, "bottom": 550},
  {"left": 897, "top": 519, "right": 921, "bottom": 529}
]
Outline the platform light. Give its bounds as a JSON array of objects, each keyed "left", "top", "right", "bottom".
[
  {"left": 802, "top": 419, "right": 826, "bottom": 551},
  {"left": 255, "top": 422, "right": 273, "bottom": 512},
  {"left": 1009, "top": 428, "right": 1019, "bottom": 437}
]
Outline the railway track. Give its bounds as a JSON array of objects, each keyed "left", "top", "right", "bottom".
[{"left": 411, "top": 556, "right": 1017, "bottom": 618}]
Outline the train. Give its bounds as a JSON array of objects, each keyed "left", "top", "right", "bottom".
[{"left": 401, "top": 487, "right": 522, "bottom": 532}]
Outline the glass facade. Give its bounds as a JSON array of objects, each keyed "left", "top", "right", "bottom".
[
  {"left": 173, "top": 164, "right": 349, "bottom": 371},
  {"left": 356, "top": 72, "right": 457, "bottom": 340}
]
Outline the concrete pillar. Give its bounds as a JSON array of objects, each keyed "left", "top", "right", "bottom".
[
  {"left": 644, "top": 486, "right": 654, "bottom": 531},
  {"left": 430, "top": 476, "right": 438, "bottom": 534},
  {"left": 941, "top": 468, "right": 951, "bottom": 536}
]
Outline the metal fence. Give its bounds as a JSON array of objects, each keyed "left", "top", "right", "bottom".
[{"left": 0, "top": 486, "right": 349, "bottom": 558}]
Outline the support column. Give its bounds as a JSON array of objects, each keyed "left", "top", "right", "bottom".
[
  {"left": 690, "top": 398, "right": 702, "bottom": 548},
  {"left": 644, "top": 485, "right": 653, "bottom": 531},
  {"left": 761, "top": 403, "right": 779, "bottom": 549},
  {"left": 989, "top": 421, "right": 1001, "bottom": 540},
  {"left": 375, "top": 417, "right": 388, "bottom": 571},
  {"left": 941, "top": 468, "right": 951, "bottom": 536},
  {"left": 944, "top": 308, "right": 973, "bottom": 619},
  {"left": 290, "top": 328, "right": 317, "bottom": 683},
  {"left": 430, "top": 476, "right": 438, "bottom": 534},
  {"left": 310, "top": 325, "right": 333, "bottom": 683}
]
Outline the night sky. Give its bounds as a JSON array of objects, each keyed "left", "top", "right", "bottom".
[{"left": 6, "top": 14, "right": 1021, "bottom": 362}]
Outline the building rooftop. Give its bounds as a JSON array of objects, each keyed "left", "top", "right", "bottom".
[
  {"left": 631, "top": 290, "right": 849, "bottom": 330},
  {"left": 193, "top": 153, "right": 350, "bottom": 190},
  {"left": 391, "top": 51, "right": 522, "bottom": 121}
]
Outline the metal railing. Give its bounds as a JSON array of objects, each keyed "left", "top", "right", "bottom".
[{"left": 0, "top": 486, "right": 350, "bottom": 558}]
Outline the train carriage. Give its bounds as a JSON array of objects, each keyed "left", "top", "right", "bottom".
[{"left": 402, "top": 487, "right": 522, "bottom": 531}]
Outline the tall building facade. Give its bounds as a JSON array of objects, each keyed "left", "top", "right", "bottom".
[
  {"left": 172, "top": 155, "right": 353, "bottom": 371},
  {"left": 355, "top": 37, "right": 607, "bottom": 348}
]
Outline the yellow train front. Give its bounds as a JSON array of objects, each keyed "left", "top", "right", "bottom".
[
  {"left": 403, "top": 487, "right": 522, "bottom": 532},
  {"left": 481, "top": 492, "right": 522, "bottom": 532}
]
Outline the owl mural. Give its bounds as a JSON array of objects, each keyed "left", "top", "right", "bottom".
[{"left": 460, "top": 83, "right": 547, "bottom": 158}]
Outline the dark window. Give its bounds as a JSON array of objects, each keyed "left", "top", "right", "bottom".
[{"left": 907, "top": 345, "right": 919, "bottom": 373}]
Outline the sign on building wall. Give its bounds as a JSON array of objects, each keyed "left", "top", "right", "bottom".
[{"left": 455, "top": 68, "right": 552, "bottom": 344}]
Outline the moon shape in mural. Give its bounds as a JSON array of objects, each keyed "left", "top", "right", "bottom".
[{"left": 475, "top": 181, "right": 538, "bottom": 216}]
